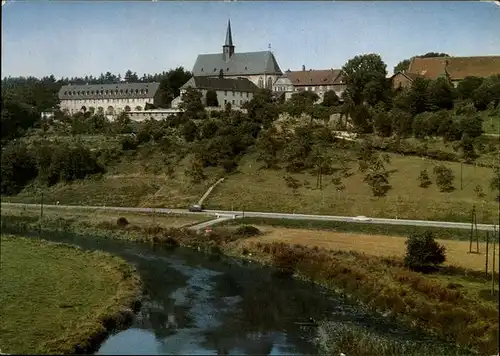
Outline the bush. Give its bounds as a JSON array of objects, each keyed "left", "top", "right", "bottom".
[
  {"left": 418, "top": 169, "right": 432, "bottom": 188},
  {"left": 235, "top": 225, "right": 261, "bottom": 237},
  {"left": 404, "top": 231, "right": 446, "bottom": 272},
  {"left": 116, "top": 217, "right": 129, "bottom": 228},
  {"left": 433, "top": 164, "right": 455, "bottom": 192}
]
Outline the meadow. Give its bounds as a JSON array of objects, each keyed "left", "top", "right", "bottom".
[{"left": 0, "top": 235, "right": 142, "bottom": 354}]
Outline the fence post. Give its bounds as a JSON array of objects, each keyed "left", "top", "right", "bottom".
[{"left": 39, "top": 191, "right": 44, "bottom": 236}]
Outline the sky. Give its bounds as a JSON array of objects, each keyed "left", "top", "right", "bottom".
[{"left": 1, "top": 1, "right": 500, "bottom": 79}]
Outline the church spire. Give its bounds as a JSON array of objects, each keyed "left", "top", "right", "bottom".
[
  {"left": 225, "top": 19, "right": 233, "bottom": 47},
  {"left": 222, "top": 19, "right": 235, "bottom": 61}
]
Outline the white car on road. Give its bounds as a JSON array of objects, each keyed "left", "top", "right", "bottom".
[{"left": 353, "top": 216, "right": 372, "bottom": 222}]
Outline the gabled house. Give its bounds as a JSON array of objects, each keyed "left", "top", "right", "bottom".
[
  {"left": 272, "top": 66, "right": 346, "bottom": 101},
  {"left": 394, "top": 55, "right": 500, "bottom": 89}
]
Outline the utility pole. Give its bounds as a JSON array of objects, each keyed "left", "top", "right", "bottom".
[{"left": 491, "top": 226, "right": 497, "bottom": 296}]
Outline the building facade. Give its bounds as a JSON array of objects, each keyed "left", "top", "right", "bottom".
[
  {"left": 390, "top": 72, "right": 422, "bottom": 89},
  {"left": 174, "top": 76, "right": 259, "bottom": 109},
  {"left": 273, "top": 66, "right": 346, "bottom": 101},
  {"left": 403, "top": 55, "right": 500, "bottom": 88},
  {"left": 190, "top": 20, "right": 283, "bottom": 90},
  {"left": 58, "top": 82, "right": 160, "bottom": 115}
]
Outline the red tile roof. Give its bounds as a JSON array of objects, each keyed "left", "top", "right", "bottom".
[
  {"left": 407, "top": 56, "right": 500, "bottom": 81},
  {"left": 286, "top": 69, "right": 343, "bottom": 87}
]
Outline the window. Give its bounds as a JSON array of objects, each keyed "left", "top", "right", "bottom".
[
  {"left": 258, "top": 77, "right": 264, "bottom": 88},
  {"left": 100, "top": 90, "right": 104, "bottom": 95},
  {"left": 246, "top": 92, "right": 249, "bottom": 97},
  {"left": 232, "top": 91, "right": 235, "bottom": 96},
  {"left": 226, "top": 68, "right": 229, "bottom": 71},
  {"left": 240, "top": 92, "right": 242, "bottom": 96},
  {"left": 115, "top": 89, "right": 118, "bottom": 94},
  {"left": 214, "top": 68, "right": 217, "bottom": 72},
  {"left": 244, "top": 66, "right": 248, "bottom": 70},
  {"left": 120, "top": 89, "right": 123, "bottom": 94},
  {"left": 224, "top": 99, "right": 227, "bottom": 104},
  {"left": 135, "top": 89, "right": 139, "bottom": 94},
  {"left": 145, "top": 89, "right": 148, "bottom": 94},
  {"left": 201, "top": 68, "right": 204, "bottom": 72},
  {"left": 224, "top": 91, "right": 227, "bottom": 96},
  {"left": 232, "top": 100, "right": 235, "bottom": 105},
  {"left": 125, "top": 89, "right": 128, "bottom": 94},
  {"left": 64, "top": 91, "right": 67, "bottom": 95}
]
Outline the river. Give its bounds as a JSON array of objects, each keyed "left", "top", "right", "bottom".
[{"left": 30, "top": 231, "right": 468, "bottom": 355}]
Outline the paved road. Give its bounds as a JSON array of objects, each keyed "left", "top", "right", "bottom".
[{"left": 2, "top": 202, "right": 497, "bottom": 231}]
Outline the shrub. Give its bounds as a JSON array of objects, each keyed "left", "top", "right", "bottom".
[
  {"left": 433, "top": 164, "right": 455, "bottom": 192},
  {"left": 235, "top": 225, "right": 261, "bottom": 237},
  {"left": 404, "top": 231, "right": 446, "bottom": 272},
  {"left": 418, "top": 169, "right": 432, "bottom": 188},
  {"left": 116, "top": 217, "right": 129, "bottom": 228}
]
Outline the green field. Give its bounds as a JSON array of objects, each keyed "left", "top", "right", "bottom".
[
  {"left": 206, "top": 153, "right": 497, "bottom": 223},
  {"left": 0, "top": 235, "right": 142, "bottom": 354}
]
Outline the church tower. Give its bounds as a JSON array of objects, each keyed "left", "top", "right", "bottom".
[{"left": 222, "top": 19, "right": 235, "bottom": 62}]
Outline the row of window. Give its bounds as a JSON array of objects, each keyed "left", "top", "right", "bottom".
[
  {"left": 63, "top": 98, "right": 151, "bottom": 104},
  {"left": 200, "top": 66, "right": 249, "bottom": 73},
  {"left": 274, "top": 85, "right": 342, "bottom": 92},
  {"left": 223, "top": 91, "right": 250, "bottom": 97},
  {"left": 223, "top": 99, "right": 248, "bottom": 106},
  {"left": 64, "top": 88, "right": 149, "bottom": 96}
]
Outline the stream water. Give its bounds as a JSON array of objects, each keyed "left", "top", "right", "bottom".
[{"left": 30, "top": 232, "right": 468, "bottom": 355}]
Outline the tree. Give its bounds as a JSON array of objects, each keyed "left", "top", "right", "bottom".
[
  {"left": 433, "top": 164, "right": 455, "bottom": 192},
  {"left": 185, "top": 157, "right": 206, "bottom": 184},
  {"left": 427, "top": 77, "right": 455, "bottom": 111},
  {"left": 181, "top": 119, "right": 198, "bottom": 142},
  {"left": 243, "top": 89, "right": 279, "bottom": 129},
  {"left": 404, "top": 231, "right": 446, "bottom": 272},
  {"left": 472, "top": 75, "right": 500, "bottom": 110},
  {"left": 1, "top": 97, "right": 40, "bottom": 142},
  {"left": 114, "top": 112, "right": 132, "bottom": 134},
  {"left": 322, "top": 90, "right": 340, "bottom": 107},
  {"left": 283, "top": 174, "right": 302, "bottom": 195},
  {"left": 393, "top": 59, "right": 411, "bottom": 74},
  {"left": 371, "top": 103, "right": 392, "bottom": 137},
  {"left": 179, "top": 88, "right": 205, "bottom": 120},
  {"left": 341, "top": 54, "right": 389, "bottom": 106},
  {"left": 0, "top": 143, "right": 38, "bottom": 195},
  {"left": 285, "top": 91, "right": 319, "bottom": 117},
  {"left": 457, "top": 76, "right": 484, "bottom": 101},
  {"left": 206, "top": 90, "right": 219, "bottom": 107},
  {"left": 357, "top": 140, "right": 392, "bottom": 196},
  {"left": 418, "top": 169, "right": 432, "bottom": 188},
  {"left": 154, "top": 67, "right": 193, "bottom": 108},
  {"left": 256, "top": 126, "right": 283, "bottom": 169},
  {"left": 407, "top": 77, "right": 432, "bottom": 115}
]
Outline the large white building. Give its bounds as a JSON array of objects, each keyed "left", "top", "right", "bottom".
[{"left": 58, "top": 82, "right": 160, "bottom": 115}]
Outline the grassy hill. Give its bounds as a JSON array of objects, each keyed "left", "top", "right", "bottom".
[{"left": 4, "top": 143, "right": 497, "bottom": 223}]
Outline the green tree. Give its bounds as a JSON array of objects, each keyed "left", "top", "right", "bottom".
[
  {"left": 418, "top": 169, "right": 432, "bottom": 188},
  {"left": 427, "top": 77, "right": 455, "bottom": 111},
  {"left": 206, "top": 90, "right": 219, "bottom": 107},
  {"left": 404, "top": 231, "right": 446, "bottom": 272},
  {"left": 179, "top": 88, "right": 206, "bottom": 120},
  {"left": 472, "top": 75, "right": 500, "bottom": 110},
  {"left": 341, "top": 53, "right": 389, "bottom": 106},
  {"left": 490, "top": 166, "right": 500, "bottom": 200},
  {"left": 256, "top": 126, "right": 284, "bottom": 169},
  {"left": 322, "top": 90, "right": 340, "bottom": 107},
  {"left": 285, "top": 91, "right": 319, "bottom": 117},
  {"left": 185, "top": 157, "right": 206, "bottom": 184},
  {"left": 181, "top": 119, "right": 199, "bottom": 142},
  {"left": 433, "top": 164, "right": 455, "bottom": 192},
  {"left": 243, "top": 89, "right": 279, "bottom": 129},
  {"left": 0, "top": 143, "right": 38, "bottom": 195},
  {"left": 114, "top": 112, "right": 133, "bottom": 134},
  {"left": 456, "top": 76, "right": 484, "bottom": 101}
]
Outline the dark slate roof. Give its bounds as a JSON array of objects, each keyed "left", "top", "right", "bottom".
[
  {"left": 225, "top": 20, "right": 233, "bottom": 47},
  {"left": 181, "top": 77, "right": 259, "bottom": 92},
  {"left": 192, "top": 51, "right": 282, "bottom": 77},
  {"left": 58, "top": 82, "right": 160, "bottom": 100}
]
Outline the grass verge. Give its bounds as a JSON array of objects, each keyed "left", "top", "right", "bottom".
[
  {"left": 0, "top": 235, "right": 142, "bottom": 355},
  {"left": 221, "top": 217, "right": 474, "bottom": 241}
]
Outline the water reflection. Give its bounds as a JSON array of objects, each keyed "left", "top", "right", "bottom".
[{"left": 26, "top": 231, "right": 463, "bottom": 355}]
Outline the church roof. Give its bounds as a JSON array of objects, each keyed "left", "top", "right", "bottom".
[
  {"left": 192, "top": 51, "right": 283, "bottom": 77},
  {"left": 225, "top": 19, "right": 233, "bottom": 47},
  {"left": 58, "top": 82, "right": 160, "bottom": 100},
  {"left": 181, "top": 77, "right": 259, "bottom": 92}
]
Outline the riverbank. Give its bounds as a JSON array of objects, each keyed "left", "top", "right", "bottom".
[
  {"left": 0, "top": 212, "right": 498, "bottom": 355},
  {"left": 0, "top": 235, "right": 143, "bottom": 355}
]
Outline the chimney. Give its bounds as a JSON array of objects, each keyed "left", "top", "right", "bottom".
[{"left": 302, "top": 65, "right": 305, "bottom": 71}]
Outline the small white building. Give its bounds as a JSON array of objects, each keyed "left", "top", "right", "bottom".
[{"left": 58, "top": 82, "right": 160, "bottom": 116}]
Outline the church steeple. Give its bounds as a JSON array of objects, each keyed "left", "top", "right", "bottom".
[{"left": 222, "top": 19, "right": 235, "bottom": 61}]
